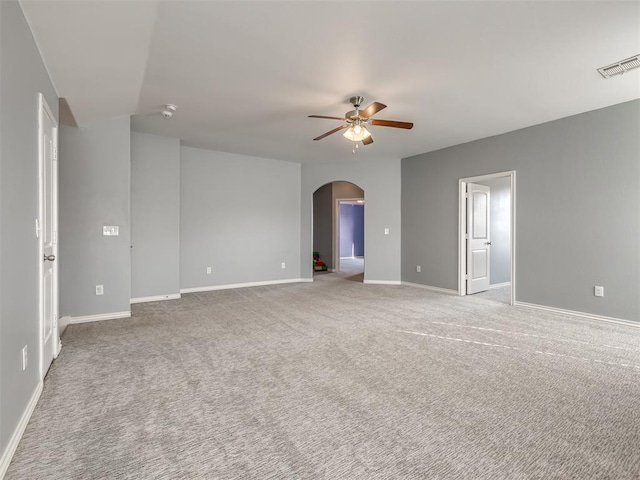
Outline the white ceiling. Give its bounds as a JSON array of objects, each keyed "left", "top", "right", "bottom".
[{"left": 20, "top": 1, "right": 640, "bottom": 163}]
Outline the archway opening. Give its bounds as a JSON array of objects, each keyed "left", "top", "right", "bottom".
[{"left": 312, "top": 181, "right": 365, "bottom": 282}]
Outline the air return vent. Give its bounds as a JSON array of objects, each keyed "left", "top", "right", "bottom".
[{"left": 597, "top": 55, "right": 640, "bottom": 78}]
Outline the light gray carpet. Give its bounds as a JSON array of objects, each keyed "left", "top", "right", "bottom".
[{"left": 6, "top": 272, "right": 640, "bottom": 479}]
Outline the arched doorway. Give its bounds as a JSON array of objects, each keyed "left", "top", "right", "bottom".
[{"left": 312, "top": 181, "right": 365, "bottom": 281}]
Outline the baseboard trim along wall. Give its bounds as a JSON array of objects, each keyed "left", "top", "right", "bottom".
[
  {"left": 180, "top": 278, "right": 312, "bottom": 294},
  {"left": 515, "top": 301, "right": 639, "bottom": 329},
  {"left": 402, "top": 282, "right": 458, "bottom": 295},
  {"left": 490, "top": 282, "right": 511, "bottom": 289},
  {"left": 130, "top": 293, "right": 181, "bottom": 304},
  {"left": 59, "top": 316, "right": 71, "bottom": 336},
  {"left": 69, "top": 311, "right": 132, "bottom": 325},
  {"left": 363, "top": 280, "right": 402, "bottom": 286},
  {"left": 0, "top": 381, "right": 43, "bottom": 479}
]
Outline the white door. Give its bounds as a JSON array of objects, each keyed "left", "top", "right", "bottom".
[
  {"left": 40, "top": 94, "right": 58, "bottom": 378},
  {"left": 467, "top": 183, "right": 490, "bottom": 294}
]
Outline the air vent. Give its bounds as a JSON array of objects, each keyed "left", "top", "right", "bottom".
[{"left": 598, "top": 55, "right": 640, "bottom": 78}]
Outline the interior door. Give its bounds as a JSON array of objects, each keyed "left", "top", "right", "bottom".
[
  {"left": 40, "top": 95, "right": 58, "bottom": 377},
  {"left": 467, "top": 183, "right": 490, "bottom": 294}
]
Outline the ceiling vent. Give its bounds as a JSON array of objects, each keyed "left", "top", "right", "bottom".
[{"left": 597, "top": 55, "right": 640, "bottom": 78}]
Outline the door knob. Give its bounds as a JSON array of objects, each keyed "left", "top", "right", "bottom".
[
  {"left": 44, "top": 254, "right": 56, "bottom": 262},
  {"left": 485, "top": 242, "right": 492, "bottom": 245}
]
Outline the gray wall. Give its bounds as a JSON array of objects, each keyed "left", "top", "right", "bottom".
[
  {"left": 312, "top": 183, "right": 333, "bottom": 268},
  {"left": 131, "top": 132, "right": 180, "bottom": 299},
  {"left": 180, "top": 147, "right": 301, "bottom": 289},
  {"left": 59, "top": 117, "right": 132, "bottom": 317},
  {"left": 0, "top": 0, "right": 58, "bottom": 462},
  {"left": 402, "top": 100, "right": 640, "bottom": 322},
  {"left": 301, "top": 159, "right": 401, "bottom": 283},
  {"left": 477, "top": 176, "right": 510, "bottom": 285}
]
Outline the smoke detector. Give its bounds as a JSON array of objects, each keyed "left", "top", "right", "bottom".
[
  {"left": 598, "top": 55, "right": 640, "bottom": 78},
  {"left": 161, "top": 104, "right": 177, "bottom": 119}
]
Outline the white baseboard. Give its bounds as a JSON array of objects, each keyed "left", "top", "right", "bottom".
[
  {"left": 130, "top": 293, "right": 181, "bottom": 304},
  {"left": 299, "top": 278, "right": 314, "bottom": 283},
  {"left": 514, "top": 301, "right": 639, "bottom": 329},
  {"left": 402, "top": 282, "right": 458, "bottom": 295},
  {"left": 490, "top": 282, "right": 511, "bottom": 289},
  {"left": 0, "top": 381, "right": 43, "bottom": 479},
  {"left": 180, "top": 278, "right": 311, "bottom": 294},
  {"left": 363, "top": 280, "right": 402, "bottom": 285},
  {"left": 59, "top": 316, "right": 71, "bottom": 336},
  {"left": 69, "top": 311, "right": 131, "bottom": 325}
]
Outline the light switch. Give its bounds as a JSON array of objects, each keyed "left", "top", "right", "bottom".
[
  {"left": 103, "top": 226, "right": 119, "bottom": 236},
  {"left": 384, "top": 228, "right": 390, "bottom": 235}
]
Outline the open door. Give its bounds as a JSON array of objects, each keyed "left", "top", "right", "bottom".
[
  {"left": 39, "top": 94, "right": 59, "bottom": 378},
  {"left": 467, "top": 182, "right": 490, "bottom": 294}
]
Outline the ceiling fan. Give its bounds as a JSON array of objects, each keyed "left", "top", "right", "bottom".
[{"left": 309, "top": 96, "right": 413, "bottom": 149}]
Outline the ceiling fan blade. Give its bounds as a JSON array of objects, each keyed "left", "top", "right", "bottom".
[
  {"left": 313, "top": 124, "right": 348, "bottom": 141},
  {"left": 362, "top": 135, "right": 374, "bottom": 146},
  {"left": 308, "top": 115, "right": 347, "bottom": 121},
  {"left": 370, "top": 119, "right": 414, "bottom": 129},
  {"left": 359, "top": 102, "right": 387, "bottom": 119}
]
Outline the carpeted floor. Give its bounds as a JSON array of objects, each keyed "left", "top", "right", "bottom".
[{"left": 6, "top": 272, "right": 640, "bottom": 479}]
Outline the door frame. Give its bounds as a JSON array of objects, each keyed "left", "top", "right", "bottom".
[
  {"left": 334, "top": 197, "right": 365, "bottom": 272},
  {"left": 458, "top": 170, "right": 516, "bottom": 304},
  {"left": 38, "top": 93, "right": 60, "bottom": 380}
]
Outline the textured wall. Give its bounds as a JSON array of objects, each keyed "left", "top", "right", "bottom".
[
  {"left": 340, "top": 204, "right": 364, "bottom": 258},
  {"left": 312, "top": 183, "right": 333, "bottom": 268},
  {"left": 0, "top": 0, "right": 59, "bottom": 462},
  {"left": 59, "top": 117, "right": 132, "bottom": 317},
  {"left": 402, "top": 100, "right": 640, "bottom": 322},
  {"left": 131, "top": 132, "right": 181, "bottom": 299},
  {"left": 301, "top": 159, "right": 401, "bottom": 283},
  {"left": 180, "top": 147, "right": 301, "bottom": 289}
]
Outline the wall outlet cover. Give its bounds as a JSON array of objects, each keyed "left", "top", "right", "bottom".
[
  {"left": 96, "top": 285, "right": 104, "bottom": 295},
  {"left": 103, "top": 225, "right": 119, "bottom": 236}
]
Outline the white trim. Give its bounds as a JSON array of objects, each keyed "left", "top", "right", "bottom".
[
  {"left": 299, "top": 278, "right": 314, "bottom": 283},
  {"left": 180, "top": 278, "right": 310, "bottom": 294},
  {"left": 69, "top": 311, "right": 131, "bottom": 324},
  {"left": 0, "top": 381, "right": 43, "bottom": 479},
  {"left": 402, "top": 282, "right": 458, "bottom": 295},
  {"left": 489, "top": 282, "right": 511, "bottom": 289},
  {"left": 458, "top": 170, "right": 516, "bottom": 305},
  {"left": 515, "top": 302, "right": 639, "bottom": 329},
  {"left": 130, "top": 293, "right": 181, "bottom": 304},
  {"left": 58, "top": 316, "right": 71, "bottom": 336},
  {"left": 363, "top": 280, "right": 402, "bottom": 285}
]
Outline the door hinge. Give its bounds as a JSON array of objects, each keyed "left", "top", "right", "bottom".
[
  {"left": 465, "top": 192, "right": 469, "bottom": 199},
  {"left": 52, "top": 148, "right": 58, "bottom": 161},
  {"left": 465, "top": 274, "right": 468, "bottom": 280},
  {"left": 465, "top": 233, "right": 468, "bottom": 240},
  {"left": 53, "top": 230, "right": 58, "bottom": 244},
  {"left": 53, "top": 315, "right": 58, "bottom": 328}
]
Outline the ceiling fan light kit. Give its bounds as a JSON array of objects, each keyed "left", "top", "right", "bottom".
[{"left": 309, "top": 95, "right": 413, "bottom": 153}]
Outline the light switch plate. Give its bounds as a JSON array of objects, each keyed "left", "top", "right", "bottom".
[{"left": 103, "top": 225, "right": 119, "bottom": 236}]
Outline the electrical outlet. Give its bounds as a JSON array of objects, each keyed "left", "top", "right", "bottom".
[
  {"left": 22, "top": 345, "right": 28, "bottom": 371},
  {"left": 281, "top": 262, "right": 286, "bottom": 269},
  {"left": 206, "top": 267, "right": 212, "bottom": 274},
  {"left": 416, "top": 265, "right": 421, "bottom": 273},
  {"left": 96, "top": 284, "right": 104, "bottom": 296},
  {"left": 594, "top": 286, "right": 604, "bottom": 297},
  {"left": 384, "top": 228, "right": 390, "bottom": 235}
]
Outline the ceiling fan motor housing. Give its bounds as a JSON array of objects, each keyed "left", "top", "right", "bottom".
[{"left": 350, "top": 95, "right": 365, "bottom": 109}]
